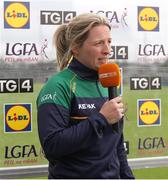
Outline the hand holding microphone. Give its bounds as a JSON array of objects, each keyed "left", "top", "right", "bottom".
[
  {"left": 99, "top": 96, "right": 124, "bottom": 125},
  {"left": 98, "top": 63, "right": 124, "bottom": 132}
]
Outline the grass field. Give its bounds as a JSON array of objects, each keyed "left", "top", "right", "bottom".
[{"left": 133, "top": 167, "right": 168, "bottom": 179}]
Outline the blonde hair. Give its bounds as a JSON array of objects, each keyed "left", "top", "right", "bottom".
[{"left": 53, "top": 13, "right": 111, "bottom": 70}]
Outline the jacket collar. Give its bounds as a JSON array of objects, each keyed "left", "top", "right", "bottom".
[{"left": 68, "top": 58, "right": 98, "bottom": 81}]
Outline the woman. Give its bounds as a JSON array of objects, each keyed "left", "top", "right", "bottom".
[{"left": 37, "top": 13, "right": 134, "bottom": 179}]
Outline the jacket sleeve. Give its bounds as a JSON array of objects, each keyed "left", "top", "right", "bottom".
[
  {"left": 37, "top": 103, "right": 108, "bottom": 161},
  {"left": 117, "top": 133, "right": 135, "bottom": 179}
]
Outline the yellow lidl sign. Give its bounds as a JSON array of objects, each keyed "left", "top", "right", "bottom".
[{"left": 4, "top": 1, "right": 30, "bottom": 29}]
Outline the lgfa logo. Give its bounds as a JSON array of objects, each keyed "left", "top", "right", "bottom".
[
  {"left": 4, "top": 1, "right": 30, "bottom": 29},
  {"left": 4, "top": 104, "right": 32, "bottom": 133},
  {"left": 137, "top": 99, "right": 161, "bottom": 127},
  {"left": 138, "top": 6, "right": 159, "bottom": 31}
]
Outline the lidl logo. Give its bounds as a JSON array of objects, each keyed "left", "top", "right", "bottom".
[
  {"left": 4, "top": 1, "right": 30, "bottom": 29},
  {"left": 138, "top": 6, "right": 159, "bottom": 31},
  {"left": 137, "top": 99, "right": 161, "bottom": 126},
  {"left": 4, "top": 103, "right": 32, "bottom": 133}
]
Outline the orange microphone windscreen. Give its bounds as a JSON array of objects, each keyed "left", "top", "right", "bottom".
[{"left": 98, "top": 63, "right": 120, "bottom": 87}]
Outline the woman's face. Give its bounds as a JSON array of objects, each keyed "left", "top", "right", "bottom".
[{"left": 73, "top": 25, "right": 111, "bottom": 71}]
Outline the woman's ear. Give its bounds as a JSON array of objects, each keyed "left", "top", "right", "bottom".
[{"left": 71, "top": 47, "right": 79, "bottom": 57}]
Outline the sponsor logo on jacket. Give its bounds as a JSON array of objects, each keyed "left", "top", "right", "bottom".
[{"left": 78, "top": 104, "right": 96, "bottom": 109}]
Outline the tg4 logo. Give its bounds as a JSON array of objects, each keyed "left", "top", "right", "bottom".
[
  {"left": 130, "top": 77, "right": 161, "bottom": 90},
  {"left": 0, "top": 78, "right": 33, "bottom": 93}
]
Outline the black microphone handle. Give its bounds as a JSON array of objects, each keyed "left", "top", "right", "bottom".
[
  {"left": 108, "top": 87, "right": 119, "bottom": 133},
  {"left": 108, "top": 86, "right": 117, "bottom": 99}
]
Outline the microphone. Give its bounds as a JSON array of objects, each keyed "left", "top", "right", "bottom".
[{"left": 98, "top": 63, "right": 121, "bottom": 132}]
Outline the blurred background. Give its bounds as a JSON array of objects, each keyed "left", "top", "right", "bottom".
[{"left": 0, "top": 0, "right": 168, "bottom": 178}]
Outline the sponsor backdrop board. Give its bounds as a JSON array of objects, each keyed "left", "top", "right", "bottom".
[{"left": 0, "top": 0, "right": 168, "bottom": 168}]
